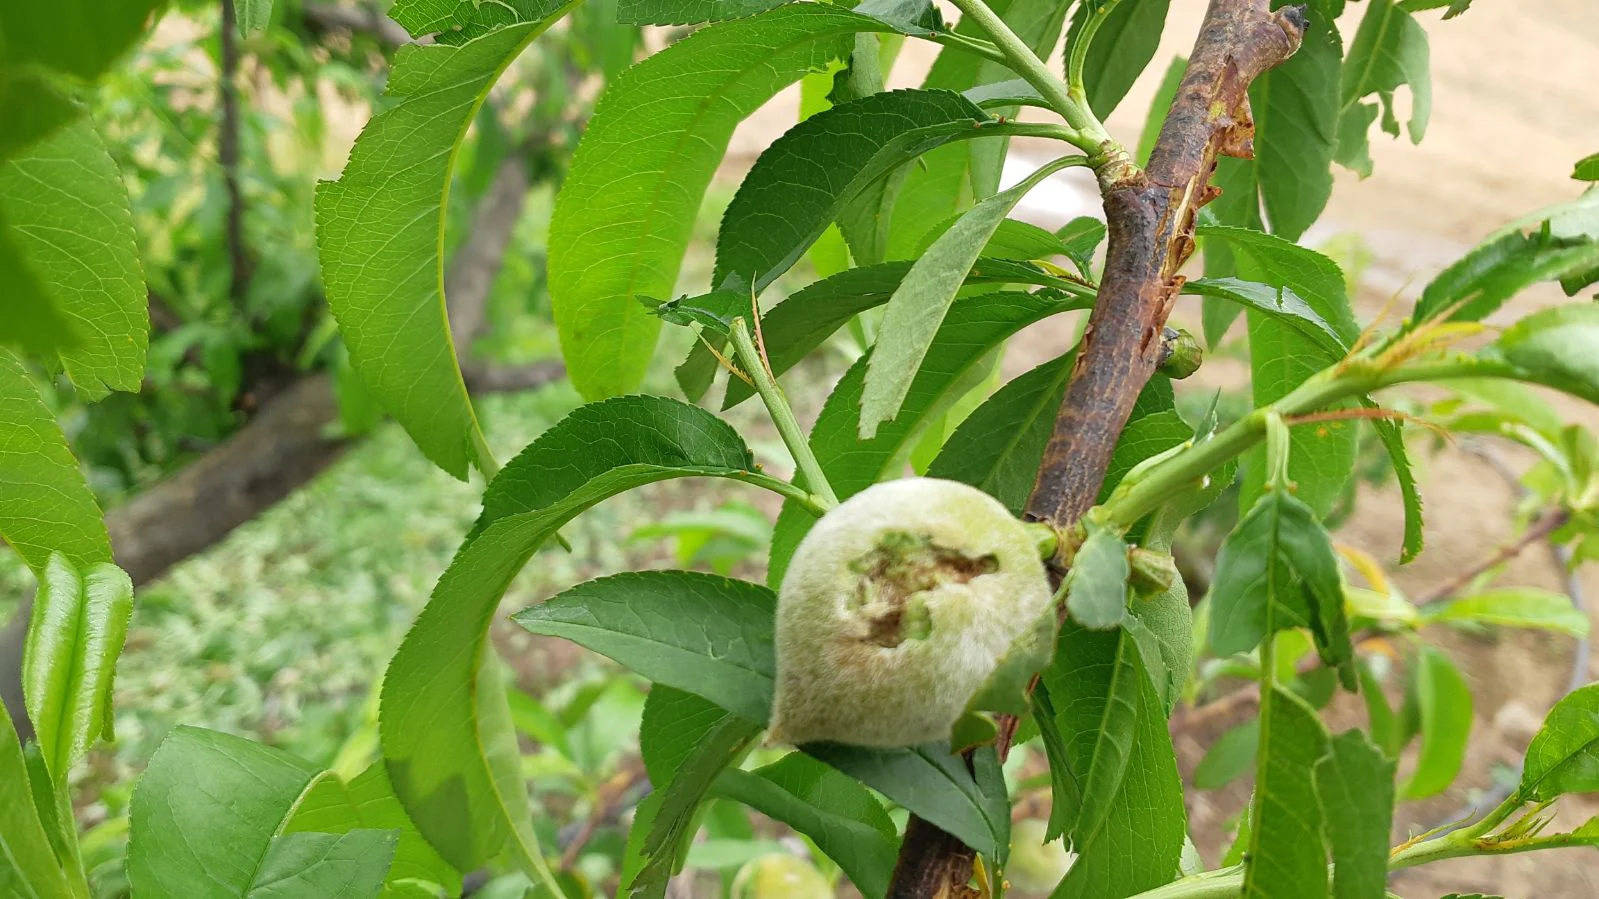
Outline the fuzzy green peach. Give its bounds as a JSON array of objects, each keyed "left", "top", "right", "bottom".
[{"left": 769, "top": 477, "right": 1052, "bottom": 748}]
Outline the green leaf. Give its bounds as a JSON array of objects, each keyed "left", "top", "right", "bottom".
[
  {"left": 1576, "top": 152, "right": 1599, "bottom": 182},
  {"left": 1250, "top": 0, "right": 1340, "bottom": 240},
  {"left": 1208, "top": 488, "right": 1354, "bottom": 677},
  {"left": 0, "top": 349, "right": 111, "bottom": 574},
  {"left": 1057, "top": 216, "right": 1108, "bottom": 276},
  {"left": 617, "top": 0, "right": 788, "bottom": 25},
  {"left": 1519, "top": 682, "right": 1599, "bottom": 801},
  {"left": 1069, "top": 0, "right": 1170, "bottom": 119},
  {"left": 642, "top": 686, "right": 733, "bottom": 788},
  {"left": 1314, "top": 730, "right": 1395, "bottom": 899},
  {"left": 1195, "top": 226, "right": 1359, "bottom": 342},
  {"left": 1485, "top": 302, "right": 1599, "bottom": 406},
  {"left": 860, "top": 156, "right": 1082, "bottom": 436},
  {"left": 477, "top": 396, "right": 762, "bottom": 530},
  {"left": 0, "top": 119, "right": 147, "bottom": 397},
  {"left": 1193, "top": 721, "right": 1259, "bottom": 790},
  {"left": 1367, "top": 411, "right": 1424, "bottom": 564},
  {"left": 316, "top": 15, "right": 573, "bottom": 479},
  {"left": 716, "top": 89, "right": 989, "bottom": 294},
  {"left": 926, "top": 351, "right": 1073, "bottom": 515},
  {"left": 630, "top": 715, "right": 763, "bottom": 898},
  {"left": 717, "top": 259, "right": 1067, "bottom": 408},
  {"left": 1200, "top": 227, "right": 1360, "bottom": 517},
  {"left": 1065, "top": 520, "right": 1130, "bottom": 630},
  {"left": 1184, "top": 278, "right": 1348, "bottom": 360},
  {"left": 1398, "top": 647, "right": 1472, "bottom": 800},
  {"left": 286, "top": 762, "right": 463, "bottom": 898},
  {"left": 550, "top": 5, "right": 905, "bottom": 400},
  {"left": 1412, "top": 192, "right": 1599, "bottom": 325},
  {"left": 1135, "top": 55, "right": 1186, "bottom": 166},
  {"left": 238, "top": 0, "right": 273, "bottom": 33},
  {"left": 1423, "top": 588, "right": 1589, "bottom": 637},
  {"left": 1041, "top": 621, "right": 1140, "bottom": 845},
  {"left": 803, "top": 742, "right": 1005, "bottom": 860},
  {"left": 715, "top": 754, "right": 898, "bottom": 899},
  {"left": 768, "top": 289, "right": 1089, "bottom": 584},
  {"left": 878, "top": 0, "right": 1069, "bottom": 262},
  {"left": 911, "top": 216, "right": 1065, "bottom": 263},
  {"left": 514, "top": 572, "right": 776, "bottom": 725},
  {"left": 1044, "top": 623, "right": 1185, "bottom": 897},
  {"left": 0, "top": 0, "right": 161, "bottom": 83},
  {"left": 1337, "top": 0, "right": 1431, "bottom": 176},
  {"left": 1243, "top": 686, "right": 1330, "bottom": 899},
  {"left": 129, "top": 727, "right": 397, "bottom": 899},
  {"left": 0, "top": 695, "right": 75, "bottom": 899},
  {"left": 22, "top": 553, "right": 132, "bottom": 785},
  {"left": 387, "top": 0, "right": 565, "bottom": 41},
  {"left": 381, "top": 396, "right": 777, "bottom": 869}
]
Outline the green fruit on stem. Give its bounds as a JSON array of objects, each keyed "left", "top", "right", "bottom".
[
  {"left": 731, "top": 854, "right": 832, "bottom": 899},
  {"left": 770, "top": 477, "right": 1052, "bottom": 748},
  {"left": 1007, "top": 818, "right": 1074, "bottom": 895}
]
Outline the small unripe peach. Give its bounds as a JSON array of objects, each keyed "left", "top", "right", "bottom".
[
  {"left": 731, "top": 854, "right": 832, "bottom": 899},
  {"left": 769, "top": 478, "right": 1052, "bottom": 748}
]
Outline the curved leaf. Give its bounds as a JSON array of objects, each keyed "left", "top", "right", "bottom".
[
  {"left": 1184, "top": 277, "right": 1347, "bottom": 360},
  {"left": 128, "top": 727, "right": 397, "bottom": 899},
  {"left": 716, "top": 88, "right": 988, "bottom": 293},
  {"left": 1398, "top": 646, "right": 1471, "bottom": 800},
  {"left": 0, "top": 348, "right": 111, "bottom": 574},
  {"left": 1315, "top": 730, "right": 1395, "bottom": 899},
  {"left": 1337, "top": 0, "right": 1430, "bottom": 176},
  {"left": 1424, "top": 587, "right": 1589, "bottom": 637},
  {"left": 877, "top": 0, "right": 1069, "bottom": 261},
  {"left": 1482, "top": 300, "right": 1599, "bottom": 408},
  {"left": 1248, "top": 0, "right": 1341, "bottom": 241},
  {"left": 1069, "top": 0, "right": 1169, "bottom": 119},
  {"left": 286, "top": 763, "right": 462, "bottom": 898},
  {"left": 861, "top": 156, "right": 1083, "bottom": 437},
  {"left": 926, "top": 350, "right": 1074, "bottom": 514},
  {"left": 1243, "top": 686, "right": 1331, "bottom": 899},
  {"left": 802, "top": 742, "right": 1005, "bottom": 860},
  {"left": 1043, "top": 622, "right": 1184, "bottom": 897},
  {"left": 715, "top": 258, "right": 1072, "bottom": 408},
  {"left": 380, "top": 396, "right": 780, "bottom": 869},
  {"left": 0, "top": 119, "right": 147, "bottom": 397},
  {"left": 513, "top": 571, "right": 776, "bottom": 725},
  {"left": 630, "top": 714, "right": 762, "bottom": 899},
  {"left": 22, "top": 554, "right": 132, "bottom": 785},
  {"left": 0, "top": 697, "right": 74, "bottom": 899},
  {"left": 549, "top": 4, "right": 905, "bottom": 399},
  {"left": 617, "top": 0, "right": 789, "bottom": 26},
  {"left": 715, "top": 754, "right": 899, "bottom": 899},
  {"left": 1520, "top": 682, "right": 1599, "bottom": 801},
  {"left": 316, "top": 11, "right": 573, "bottom": 479},
  {"left": 767, "top": 289, "right": 1089, "bottom": 584}
]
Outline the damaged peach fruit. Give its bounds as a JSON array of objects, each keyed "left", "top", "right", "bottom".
[{"left": 769, "top": 477, "right": 1052, "bottom": 748}]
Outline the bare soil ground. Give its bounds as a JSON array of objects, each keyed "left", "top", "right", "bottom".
[{"left": 724, "top": 4, "right": 1599, "bottom": 894}]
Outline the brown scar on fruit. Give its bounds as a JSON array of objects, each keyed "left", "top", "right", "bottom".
[{"left": 847, "top": 532, "right": 999, "bottom": 648}]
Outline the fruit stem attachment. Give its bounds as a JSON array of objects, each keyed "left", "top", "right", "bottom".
[{"left": 730, "top": 317, "right": 840, "bottom": 510}]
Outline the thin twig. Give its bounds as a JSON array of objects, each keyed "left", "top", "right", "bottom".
[
  {"left": 220, "top": 0, "right": 251, "bottom": 305},
  {"left": 1413, "top": 509, "right": 1570, "bottom": 607}
]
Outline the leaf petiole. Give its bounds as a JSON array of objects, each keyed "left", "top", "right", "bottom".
[{"left": 729, "top": 317, "right": 840, "bottom": 510}]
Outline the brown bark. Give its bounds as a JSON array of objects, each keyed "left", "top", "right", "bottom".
[{"left": 887, "top": 3, "right": 1307, "bottom": 896}]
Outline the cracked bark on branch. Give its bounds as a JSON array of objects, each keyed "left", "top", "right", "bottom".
[{"left": 886, "top": 3, "right": 1306, "bottom": 897}]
